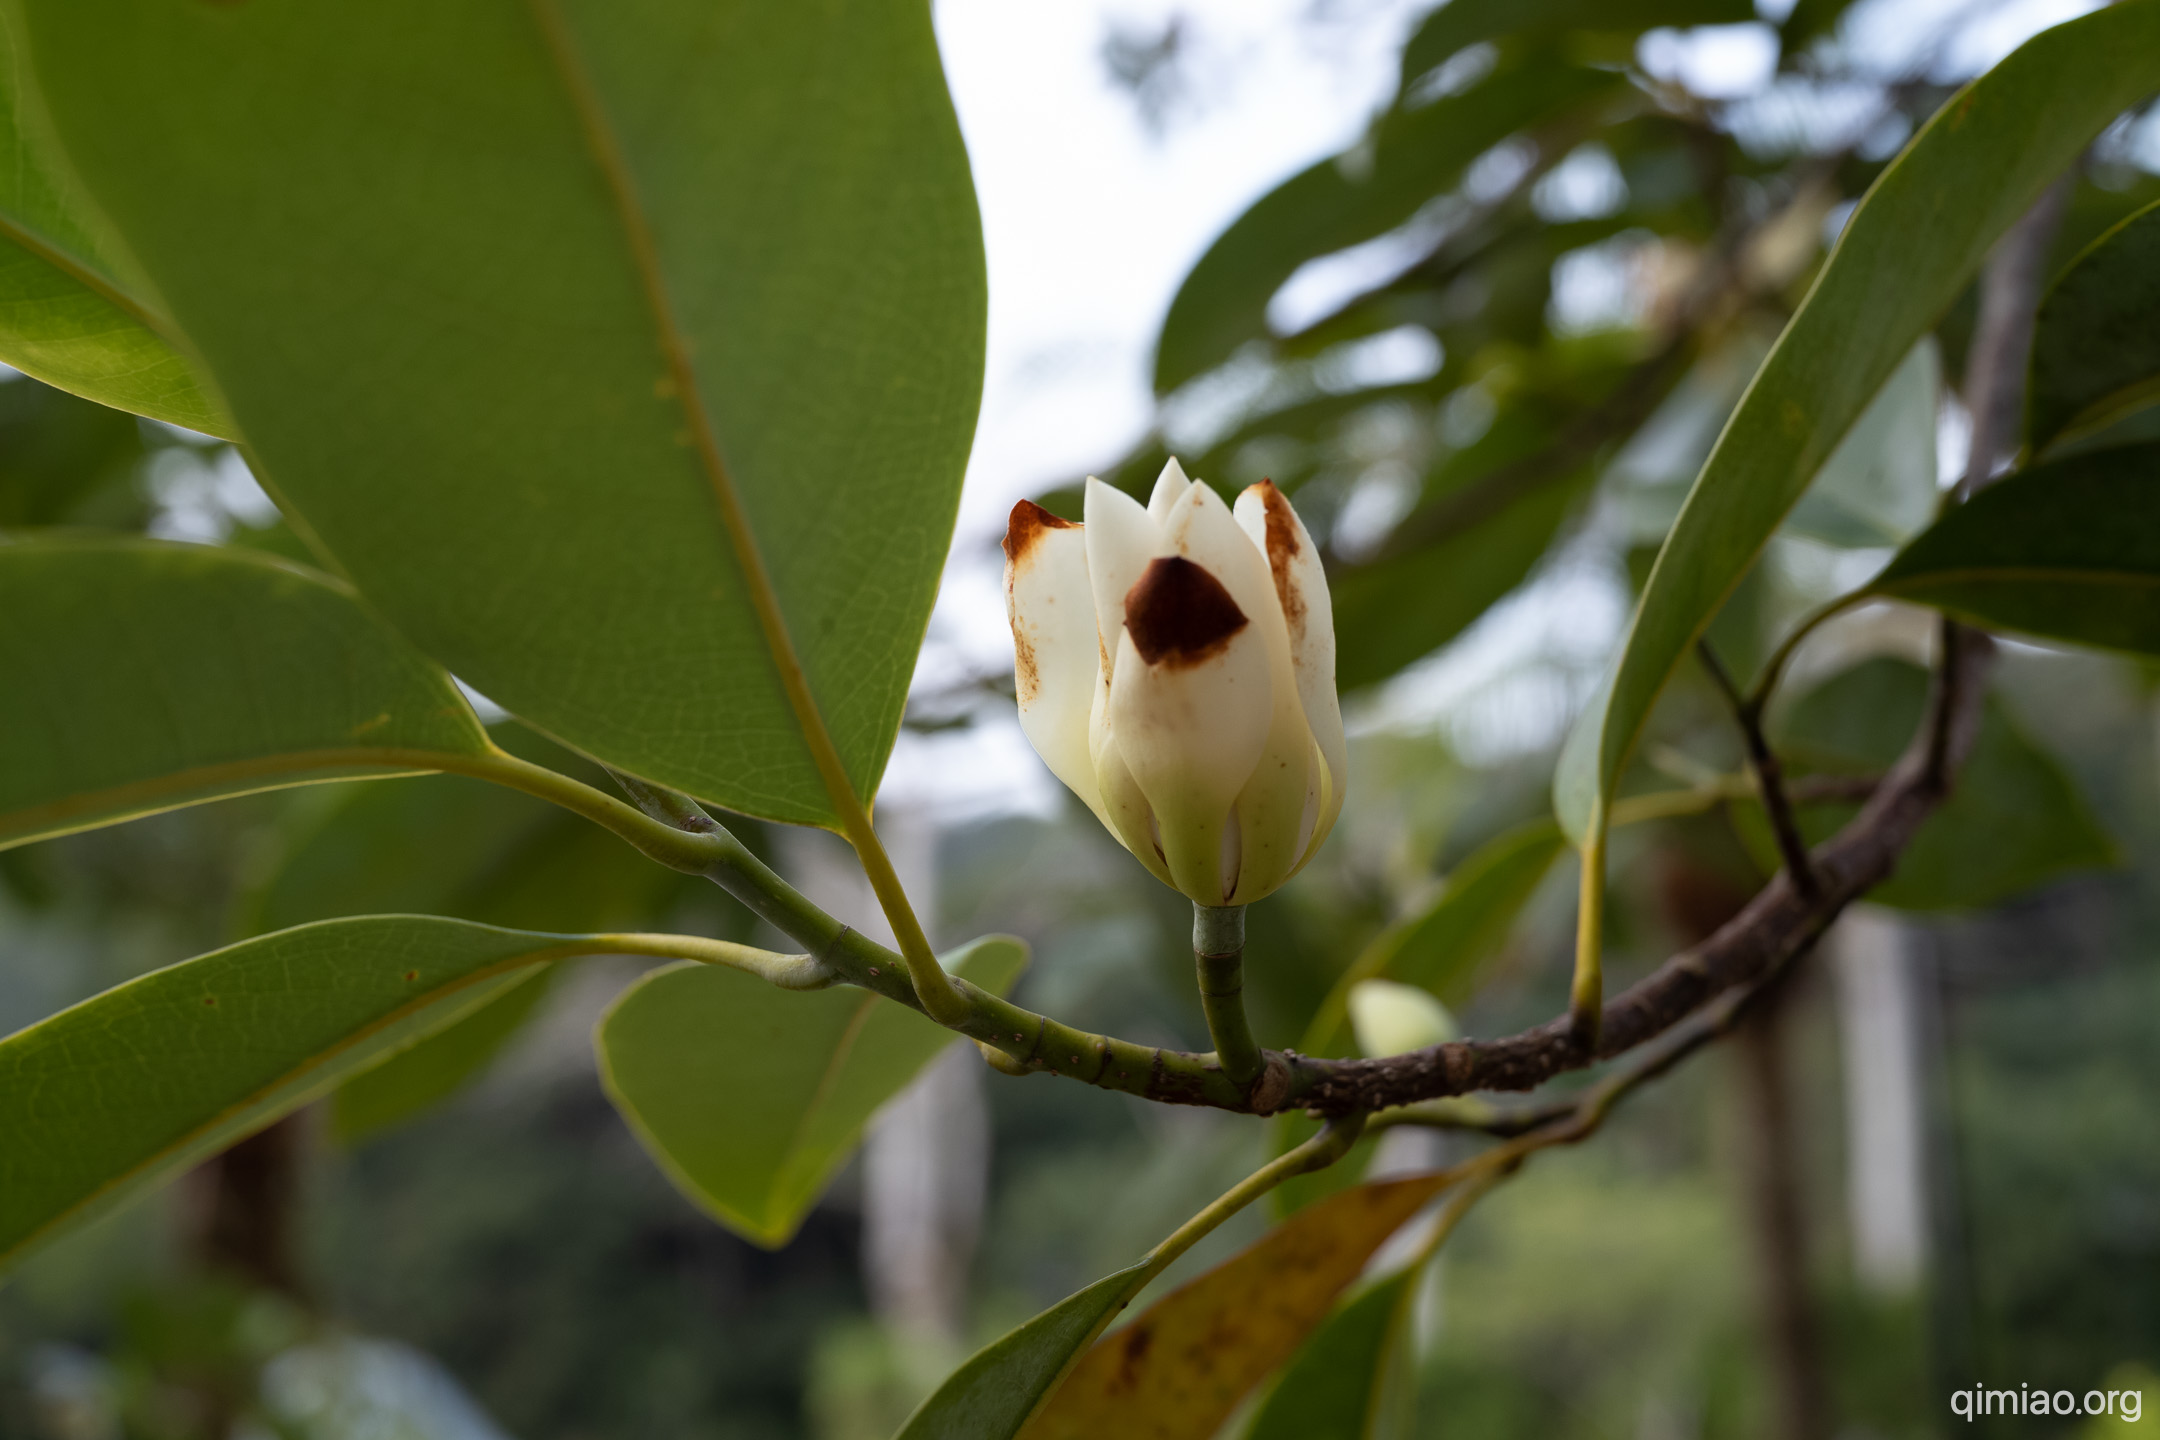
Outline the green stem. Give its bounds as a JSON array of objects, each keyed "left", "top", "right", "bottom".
[
  {"left": 1139, "top": 1112, "right": 1368, "bottom": 1282},
  {"left": 1193, "top": 904, "right": 1264, "bottom": 1091},
  {"left": 1568, "top": 824, "right": 1605, "bottom": 1050}
]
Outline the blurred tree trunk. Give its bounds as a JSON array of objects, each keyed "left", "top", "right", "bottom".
[
  {"left": 1734, "top": 981, "right": 1832, "bottom": 1440},
  {"left": 188, "top": 1114, "right": 307, "bottom": 1299}
]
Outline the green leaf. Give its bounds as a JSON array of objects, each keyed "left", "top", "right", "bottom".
[
  {"left": 16, "top": 0, "right": 986, "bottom": 827},
  {"left": 332, "top": 965, "right": 558, "bottom": 1145},
  {"left": 2029, "top": 198, "right": 2160, "bottom": 451},
  {"left": 1867, "top": 443, "right": 2160, "bottom": 657},
  {"left": 1245, "top": 1267, "right": 1420, "bottom": 1440},
  {"left": 1401, "top": 0, "right": 1753, "bottom": 90},
  {"left": 0, "top": 916, "right": 661, "bottom": 1269},
  {"left": 0, "top": 377, "right": 152, "bottom": 528},
  {"left": 0, "top": 14, "right": 233, "bottom": 437},
  {"left": 597, "top": 935, "right": 1028, "bottom": 1248},
  {"left": 894, "top": 1262, "right": 1154, "bottom": 1440},
  {"left": 1020, "top": 1172, "right": 1454, "bottom": 1440},
  {"left": 1556, "top": 3, "right": 2160, "bottom": 849},
  {"left": 1153, "top": 59, "right": 1621, "bottom": 393},
  {"left": 1783, "top": 340, "right": 1941, "bottom": 549},
  {"left": 1744, "top": 658, "right": 2117, "bottom": 910},
  {"left": 0, "top": 537, "right": 489, "bottom": 851}
]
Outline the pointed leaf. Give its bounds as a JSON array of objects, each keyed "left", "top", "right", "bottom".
[
  {"left": 895, "top": 1262, "right": 1154, "bottom": 1440},
  {"left": 0, "top": 916, "right": 668, "bottom": 1268},
  {"left": 1245, "top": 1267, "right": 1421, "bottom": 1440},
  {"left": 0, "top": 13, "right": 233, "bottom": 436},
  {"left": 2029, "top": 198, "right": 2160, "bottom": 451},
  {"left": 16, "top": 0, "right": 986, "bottom": 826},
  {"left": 1556, "top": 3, "right": 2160, "bottom": 845},
  {"left": 1020, "top": 1172, "right": 1453, "bottom": 1440},
  {"left": 598, "top": 935, "right": 1028, "bottom": 1248},
  {"left": 0, "top": 537, "right": 489, "bottom": 851},
  {"left": 1867, "top": 443, "right": 2160, "bottom": 657}
]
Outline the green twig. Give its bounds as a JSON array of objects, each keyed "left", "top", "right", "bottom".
[
  {"left": 1140, "top": 1112, "right": 1369, "bottom": 1281},
  {"left": 1193, "top": 904, "right": 1265, "bottom": 1092},
  {"left": 1698, "top": 639, "right": 1819, "bottom": 900}
]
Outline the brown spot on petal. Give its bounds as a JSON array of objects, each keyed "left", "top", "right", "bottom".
[
  {"left": 1003, "top": 500, "right": 1077, "bottom": 707},
  {"left": 1001, "top": 497, "right": 1076, "bottom": 565},
  {"left": 1252, "top": 479, "right": 1306, "bottom": 641},
  {"left": 1124, "top": 556, "right": 1246, "bottom": 668}
]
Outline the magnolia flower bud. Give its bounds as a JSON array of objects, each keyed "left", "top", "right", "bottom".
[{"left": 1003, "top": 458, "right": 1347, "bottom": 905}]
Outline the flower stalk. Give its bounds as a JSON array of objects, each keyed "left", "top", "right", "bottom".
[{"left": 1192, "top": 903, "right": 1264, "bottom": 1090}]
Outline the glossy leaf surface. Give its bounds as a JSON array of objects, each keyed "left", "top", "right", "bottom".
[
  {"left": 0, "top": 916, "right": 633, "bottom": 1268},
  {"left": 1020, "top": 1172, "right": 1452, "bottom": 1440},
  {"left": 0, "top": 538, "right": 488, "bottom": 851},
  {"left": 1747, "top": 658, "right": 2116, "bottom": 910},
  {"left": 0, "top": 15, "right": 232, "bottom": 436},
  {"left": 1868, "top": 443, "right": 2160, "bottom": 657},
  {"left": 17, "top": 0, "right": 985, "bottom": 826},
  {"left": 1244, "top": 1267, "right": 1419, "bottom": 1440},
  {"left": 1556, "top": 2, "right": 2160, "bottom": 845},
  {"left": 598, "top": 936, "right": 1029, "bottom": 1247},
  {"left": 2029, "top": 199, "right": 2160, "bottom": 450},
  {"left": 894, "top": 1262, "right": 1153, "bottom": 1440}
]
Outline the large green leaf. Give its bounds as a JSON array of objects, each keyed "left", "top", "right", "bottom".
[
  {"left": 0, "top": 12, "right": 232, "bottom": 437},
  {"left": 2028, "top": 199, "right": 2160, "bottom": 451},
  {"left": 0, "top": 916, "right": 686, "bottom": 1268},
  {"left": 0, "top": 377, "right": 153, "bottom": 527},
  {"left": 1021, "top": 1172, "right": 1453, "bottom": 1440},
  {"left": 1152, "top": 58, "right": 1621, "bottom": 393},
  {"left": 1555, "top": 4, "right": 2160, "bottom": 849},
  {"left": 1867, "top": 444, "right": 2160, "bottom": 657},
  {"left": 1244, "top": 1266, "right": 1420, "bottom": 1440},
  {"left": 598, "top": 935, "right": 1028, "bottom": 1248},
  {"left": 0, "top": 537, "right": 489, "bottom": 850},
  {"left": 1782, "top": 340, "right": 1940, "bottom": 549},
  {"left": 894, "top": 1262, "right": 1154, "bottom": 1440},
  {"left": 1744, "top": 658, "right": 2116, "bottom": 910},
  {"left": 16, "top": 0, "right": 985, "bottom": 827}
]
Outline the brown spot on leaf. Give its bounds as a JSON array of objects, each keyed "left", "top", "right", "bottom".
[
  {"left": 1001, "top": 497, "right": 1076, "bottom": 565},
  {"left": 1252, "top": 479, "right": 1306, "bottom": 640},
  {"left": 1123, "top": 556, "right": 1246, "bottom": 668},
  {"left": 1109, "top": 1323, "right": 1154, "bottom": 1396},
  {"left": 404, "top": 970, "right": 420, "bottom": 982}
]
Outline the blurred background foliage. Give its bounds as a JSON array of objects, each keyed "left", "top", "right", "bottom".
[{"left": 5, "top": 0, "right": 2160, "bottom": 1437}]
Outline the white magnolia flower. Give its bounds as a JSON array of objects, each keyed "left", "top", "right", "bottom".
[{"left": 1003, "top": 458, "right": 1347, "bottom": 906}]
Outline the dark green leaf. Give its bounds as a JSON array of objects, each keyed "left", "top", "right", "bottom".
[
  {"left": 598, "top": 935, "right": 1028, "bottom": 1247},
  {"left": 0, "top": 537, "right": 489, "bottom": 851},
  {"left": 1153, "top": 60, "right": 1621, "bottom": 393},
  {"left": 1748, "top": 658, "right": 2117, "bottom": 909},
  {"left": 18, "top": 0, "right": 985, "bottom": 826},
  {"left": 0, "top": 377, "right": 152, "bottom": 528},
  {"left": 1245, "top": 1267, "right": 1420, "bottom": 1440},
  {"left": 895, "top": 1262, "right": 1153, "bottom": 1440},
  {"left": 0, "top": 15, "right": 233, "bottom": 437},
  {"left": 1557, "top": 3, "right": 2160, "bottom": 848},
  {"left": 0, "top": 916, "right": 648, "bottom": 1268},
  {"left": 1867, "top": 443, "right": 2160, "bottom": 657},
  {"left": 331, "top": 965, "right": 557, "bottom": 1145},
  {"left": 2029, "top": 199, "right": 2160, "bottom": 451}
]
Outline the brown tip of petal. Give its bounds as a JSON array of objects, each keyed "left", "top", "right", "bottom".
[
  {"left": 1124, "top": 555, "right": 1247, "bottom": 668},
  {"left": 1003, "top": 498, "right": 1077, "bottom": 565},
  {"left": 1253, "top": 479, "right": 1307, "bottom": 639}
]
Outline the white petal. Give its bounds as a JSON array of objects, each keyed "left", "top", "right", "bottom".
[
  {"left": 1107, "top": 560, "right": 1270, "bottom": 903},
  {"left": 1004, "top": 499, "right": 1107, "bottom": 826},
  {"left": 1146, "top": 456, "right": 1193, "bottom": 526},
  {"left": 1162, "top": 477, "right": 1319, "bottom": 903},
  {"left": 1236, "top": 481, "right": 1347, "bottom": 868},
  {"left": 1082, "top": 477, "right": 1160, "bottom": 684}
]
